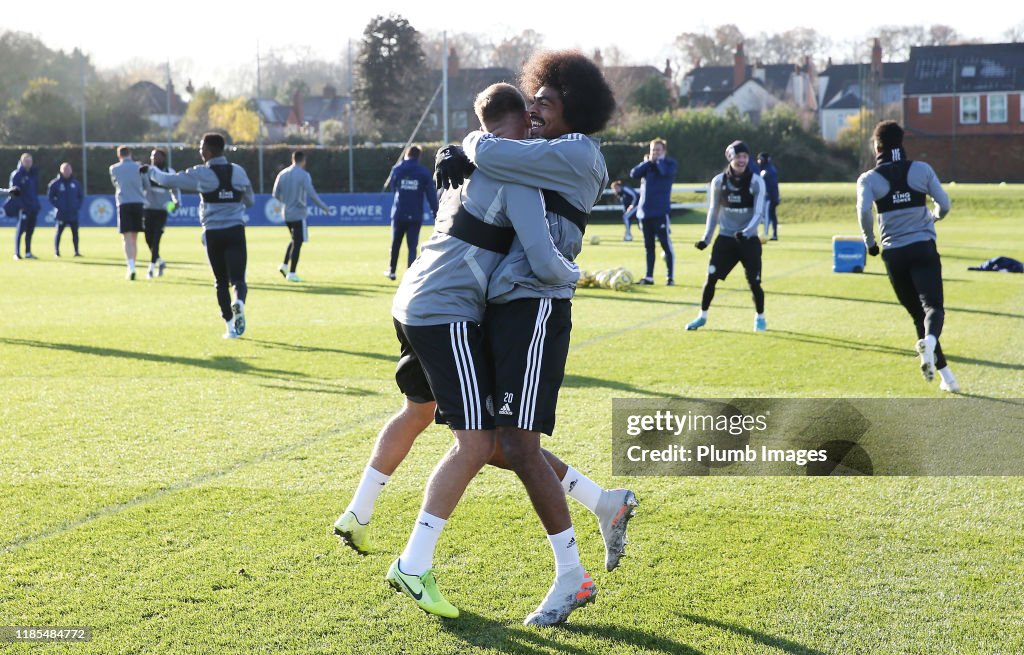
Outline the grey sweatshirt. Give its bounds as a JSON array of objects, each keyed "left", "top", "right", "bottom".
[
  {"left": 702, "top": 171, "right": 767, "bottom": 243},
  {"left": 392, "top": 169, "right": 579, "bottom": 326},
  {"left": 148, "top": 157, "right": 254, "bottom": 231},
  {"left": 142, "top": 167, "right": 182, "bottom": 210},
  {"left": 272, "top": 164, "right": 329, "bottom": 222},
  {"left": 109, "top": 159, "right": 146, "bottom": 206},
  {"left": 463, "top": 131, "right": 605, "bottom": 302},
  {"left": 856, "top": 160, "right": 950, "bottom": 250}
]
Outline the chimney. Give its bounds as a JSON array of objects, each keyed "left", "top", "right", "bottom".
[
  {"left": 323, "top": 84, "right": 337, "bottom": 100},
  {"left": 871, "top": 38, "right": 882, "bottom": 77},
  {"left": 593, "top": 48, "right": 604, "bottom": 69},
  {"left": 448, "top": 46, "right": 460, "bottom": 77},
  {"left": 664, "top": 58, "right": 672, "bottom": 79},
  {"left": 803, "top": 55, "right": 813, "bottom": 74},
  {"left": 292, "top": 88, "right": 304, "bottom": 125},
  {"left": 733, "top": 42, "right": 747, "bottom": 88},
  {"left": 752, "top": 59, "right": 766, "bottom": 83}
]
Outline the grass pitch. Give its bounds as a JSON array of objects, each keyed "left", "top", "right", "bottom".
[{"left": 1, "top": 187, "right": 1023, "bottom": 654}]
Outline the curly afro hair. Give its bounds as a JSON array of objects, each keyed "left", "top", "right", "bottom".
[{"left": 519, "top": 49, "right": 616, "bottom": 135}]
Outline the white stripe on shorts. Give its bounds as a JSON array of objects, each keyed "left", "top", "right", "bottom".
[
  {"left": 449, "top": 322, "right": 480, "bottom": 430},
  {"left": 519, "top": 298, "right": 552, "bottom": 430}
]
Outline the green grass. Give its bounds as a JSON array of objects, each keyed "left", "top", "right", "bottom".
[{"left": 1, "top": 208, "right": 1023, "bottom": 654}]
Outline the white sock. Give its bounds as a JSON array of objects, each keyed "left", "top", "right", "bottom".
[
  {"left": 756, "top": 312, "right": 765, "bottom": 319},
  {"left": 938, "top": 366, "right": 956, "bottom": 384},
  {"left": 345, "top": 466, "right": 390, "bottom": 524},
  {"left": 547, "top": 526, "right": 582, "bottom": 576},
  {"left": 561, "top": 465, "right": 603, "bottom": 514},
  {"left": 127, "top": 259, "right": 135, "bottom": 272},
  {"left": 925, "top": 334, "right": 938, "bottom": 350},
  {"left": 699, "top": 310, "right": 708, "bottom": 319},
  {"left": 399, "top": 511, "right": 447, "bottom": 576}
]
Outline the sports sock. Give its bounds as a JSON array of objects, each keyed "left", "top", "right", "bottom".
[
  {"left": 399, "top": 511, "right": 447, "bottom": 576},
  {"left": 547, "top": 526, "right": 582, "bottom": 576},
  {"left": 699, "top": 310, "right": 709, "bottom": 319},
  {"left": 938, "top": 366, "right": 956, "bottom": 385},
  {"left": 925, "top": 334, "right": 938, "bottom": 350},
  {"left": 756, "top": 312, "right": 765, "bottom": 319},
  {"left": 127, "top": 258, "right": 135, "bottom": 272},
  {"left": 561, "top": 465, "right": 603, "bottom": 514},
  {"left": 345, "top": 465, "right": 390, "bottom": 524}
]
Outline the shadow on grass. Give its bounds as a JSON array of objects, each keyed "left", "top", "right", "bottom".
[
  {"left": 768, "top": 288, "right": 1024, "bottom": 321},
  {"left": 562, "top": 373, "right": 681, "bottom": 399},
  {"left": 679, "top": 614, "right": 831, "bottom": 655},
  {"left": 65, "top": 256, "right": 205, "bottom": 270},
  {"left": 0, "top": 337, "right": 321, "bottom": 382},
  {"left": 157, "top": 277, "right": 390, "bottom": 298},
  {"left": 735, "top": 329, "right": 1023, "bottom": 372},
  {"left": 440, "top": 609, "right": 703, "bottom": 655},
  {"left": 257, "top": 382, "right": 376, "bottom": 396},
  {"left": 248, "top": 339, "right": 396, "bottom": 364}
]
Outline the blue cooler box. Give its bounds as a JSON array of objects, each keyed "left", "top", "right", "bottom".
[{"left": 833, "top": 236, "right": 866, "bottom": 273}]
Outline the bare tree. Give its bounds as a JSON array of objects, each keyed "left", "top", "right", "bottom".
[
  {"left": 673, "top": 24, "right": 745, "bottom": 72},
  {"left": 491, "top": 29, "right": 545, "bottom": 71},
  {"left": 748, "top": 27, "right": 832, "bottom": 65},
  {"left": 421, "top": 31, "right": 491, "bottom": 69},
  {"left": 1004, "top": 22, "right": 1024, "bottom": 42}
]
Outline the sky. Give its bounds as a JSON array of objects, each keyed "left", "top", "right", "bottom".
[{"left": 4, "top": 1, "right": 1019, "bottom": 94}]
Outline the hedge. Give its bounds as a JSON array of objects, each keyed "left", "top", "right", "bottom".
[{"left": 1, "top": 138, "right": 858, "bottom": 196}]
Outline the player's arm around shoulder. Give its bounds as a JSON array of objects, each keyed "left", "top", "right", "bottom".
[
  {"left": 464, "top": 130, "right": 574, "bottom": 191},
  {"left": 503, "top": 182, "right": 579, "bottom": 286}
]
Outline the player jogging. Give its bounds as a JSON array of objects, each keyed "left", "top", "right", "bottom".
[{"left": 856, "top": 120, "right": 958, "bottom": 392}]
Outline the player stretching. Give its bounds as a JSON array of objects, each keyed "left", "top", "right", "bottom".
[{"left": 857, "top": 120, "right": 958, "bottom": 391}]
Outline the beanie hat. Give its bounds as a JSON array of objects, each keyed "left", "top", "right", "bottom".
[{"left": 725, "top": 140, "right": 750, "bottom": 161}]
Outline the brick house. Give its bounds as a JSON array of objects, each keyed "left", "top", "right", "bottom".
[
  {"left": 903, "top": 42, "right": 1024, "bottom": 182},
  {"left": 817, "top": 40, "right": 906, "bottom": 142}
]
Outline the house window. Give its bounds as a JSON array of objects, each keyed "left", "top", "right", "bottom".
[
  {"left": 988, "top": 94, "right": 1007, "bottom": 123},
  {"left": 960, "top": 95, "right": 980, "bottom": 124},
  {"left": 918, "top": 96, "right": 932, "bottom": 114},
  {"left": 452, "top": 110, "right": 468, "bottom": 129}
]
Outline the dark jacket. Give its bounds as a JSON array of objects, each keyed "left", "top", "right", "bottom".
[
  {"left": 48, "top": 175, "right": 85, "bottom": 223},
  {"left": 629, "top": 157, "right": 677, "bottom": 218},
  {"left": 388, "top": 159, "right": 438, "bottom": 222},
  {"left": 759, "top": 160, "right": 780, "bottom": 202},
  {"left": 4, "top": 164, "right": 40, "bottom": 217}
]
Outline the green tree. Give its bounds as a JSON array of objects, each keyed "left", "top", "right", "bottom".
[
  {"left": 354, "top": 14, "right": 433, "bottom": 138},
  {"left": 208, "top": 97, "right": 260, "bottom": 143},
  {"left": 631, "top": 76, "right": 672, "bottom": 114},
  {"left": 174, "top": 86, "right": 220, "bottom": 141},
  {"left": 2, "top": 78, "right": 78, "bottom": 144}
]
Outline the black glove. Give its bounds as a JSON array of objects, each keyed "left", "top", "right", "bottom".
[
  {"left": 7, "top": 187, "right": 20, "bottom": 197},
  {"left": 694, "top": 240, "right": 707, "bottom": 250},
  {"left": 868, "top": 244, "right": 880, "bottom": 257},
  {"left": 139, "top": 165, "right": 150, "bottom": 175},
  {"left": 434, "top": 145, "right": 475, "bottom": 190},
  {"left": 734, "top": 231, "right": 746, "bottom": 240}
]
